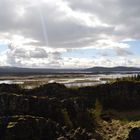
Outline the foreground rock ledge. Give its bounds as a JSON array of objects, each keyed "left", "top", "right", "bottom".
[{"left": 0, "top": 115, "right": 95, "bottom": 140}]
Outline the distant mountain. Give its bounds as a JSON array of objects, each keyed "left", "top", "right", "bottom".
[
  {"left": 85, "top": 66, "right": 140, "bottom": 73},
  {"left": 0, "top": 66, "right": 83, "bottom": 75},
  {"left": 0, "top": 66, "right": 140, "bottom": 75}
]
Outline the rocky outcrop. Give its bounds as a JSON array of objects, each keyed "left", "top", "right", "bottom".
[
  {"left": 0, "top": 84, "right": 23, "bottom": 94},
  {"left": 0, "top": 116, "right": 95, "bottom": 140},
  {"left": 29, "top": 83, "right": 68, "bottom": 96},
  {"left": 0, "top": 93, "right": 64, "bottom": 123},
  {"left": 126, "top": 127, "right": 140, "bottom": 140},
  {"left": 0, "top": 93, "right": 95, "bottom": 128},
  {"left": 0, "top": 89, "right": 98, "bottom": 140}
]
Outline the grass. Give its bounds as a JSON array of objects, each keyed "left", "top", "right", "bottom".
[
  {"left": 96, "top": 119, "right": 140, "bottom": 140},
  {"left": 94, "top": 110, "right": 140, "bottom": 139}
]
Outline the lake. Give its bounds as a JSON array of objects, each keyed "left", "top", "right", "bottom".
[{"left": 0, "top": 73, "right": 135, "bottom": 88}]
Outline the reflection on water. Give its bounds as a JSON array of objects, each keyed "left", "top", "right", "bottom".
[
  {"left": 65, "top": 81, "right": 107, "bottom": 87},
  {"left": 0, "top": 74, "right": 135, "bottom": 88},
  {"left": 0, "top": 80, "right": 24, "bottom": 84},
  {"left": 48, "top": 74, "right": 134, "bottom": 87}
]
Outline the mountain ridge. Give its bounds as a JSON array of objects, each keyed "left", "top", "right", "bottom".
[
  {"left": 0, "top": 66, "right": 140, "bottom": 75},
  {"left": 85, "top": 66, "right": 140, "bottom": 72}
]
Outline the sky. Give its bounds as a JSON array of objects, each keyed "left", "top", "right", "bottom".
[{"left": 0, "top": 0, "right": 140, "bottom": 68}]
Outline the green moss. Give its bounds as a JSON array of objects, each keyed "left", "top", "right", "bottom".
[{"left": 7, "top": 122, "right": 17, "bottom": 129}]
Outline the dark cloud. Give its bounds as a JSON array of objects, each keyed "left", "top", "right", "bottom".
[{"left": 67, "top": 0, "right": 140, "bottom": 40}]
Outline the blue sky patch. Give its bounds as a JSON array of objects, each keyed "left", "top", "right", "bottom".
[
  {"left": 122, "top": 40, "right": 140, "bottom": 56},
  {"left": 0, "top": 44, "right": 8, "bottom": 52}
]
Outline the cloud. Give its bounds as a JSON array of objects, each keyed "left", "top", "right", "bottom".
[
  {"left": 0, "top": 0, "right": 139, "bottom": 67},
  {"left": 67, "top": 0, "right": 140, "bottom": 40},
  {"left": 3, "top": 43, "right": 66, "bottom": 68},
  {"left": 0, "top": 0, "right": 118, "bottom": 49},
  {"left": 61, "top": 56, "right": 140, "bottom": 68},
  {"left": 115, "top": 48, "right": 133, "bottom": 56}
]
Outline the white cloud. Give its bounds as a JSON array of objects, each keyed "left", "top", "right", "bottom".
[
  {"left": 0, "top": 0, "right": 140, "bottom": 68},
  {"left": 0, "top": 52, "right": 8, "bottom": 66},
  {"left": 59, "top": 56, "right": 140, "bottom": 68}
]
